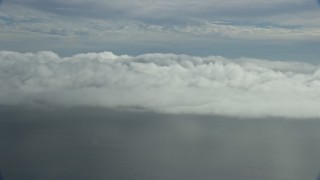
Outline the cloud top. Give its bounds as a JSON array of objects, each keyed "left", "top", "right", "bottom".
[{"left": 1, "top": 50, "right": 320, "bottom": 118}]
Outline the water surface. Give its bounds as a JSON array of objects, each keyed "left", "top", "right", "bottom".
[{"left": 0, "top": 107, "right": 320, "bottom": 180}]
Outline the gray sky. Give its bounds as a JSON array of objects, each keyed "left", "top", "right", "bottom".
[
  {"left": 1, "top": 1, "right": 320, "bottom": 118},
  {"left": 0, "top": 0, "right": 320, "bottom": 61}
]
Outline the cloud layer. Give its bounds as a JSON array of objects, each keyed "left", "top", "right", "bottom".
[
  {"left": 1, "top": 51, "right": 320, "bottom": 118},
  {"left": 7, "top": 0, "right": 316, "bottom": 23},
  {"left": 1, "top": 1, "right": 320, "bottom": 61}
]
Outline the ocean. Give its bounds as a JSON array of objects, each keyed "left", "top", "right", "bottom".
[{"left": 0, "top": 107, "right": 320, "bottom": 180}]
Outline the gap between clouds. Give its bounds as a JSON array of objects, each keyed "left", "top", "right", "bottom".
[{"left": 1, "top": 51, "right": 320, "bottom": 118}]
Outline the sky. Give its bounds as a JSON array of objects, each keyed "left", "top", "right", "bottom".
[
  {"left": 0, "top": 0, "right": 320, "bottom": 60},
  {"left": 1, "top": 0, "right": 320, "bottom": 118}
]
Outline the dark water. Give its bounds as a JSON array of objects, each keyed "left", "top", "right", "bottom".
[{"left": 0, "top": 107, "right": 320, "bottom": 180}]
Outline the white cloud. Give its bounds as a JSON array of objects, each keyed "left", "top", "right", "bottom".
[{"left": 1, "top": 50, "right": 320, "bottom": 118}]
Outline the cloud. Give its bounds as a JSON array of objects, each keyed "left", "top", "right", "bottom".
[
  {"left": 1, "top": 2, "right": 320, "bottom": 61},
  {"left": 5, "top": 0, "right": 319, "bottom": 28},
  {"left": 2, "top": 3, "right": 318, "bottom": 40},
  {"left": 9, "top": 0, "right": 310, "bottom": 20},
  {"left": 1, "top": 50, "right": 320, "bottom": 118}
]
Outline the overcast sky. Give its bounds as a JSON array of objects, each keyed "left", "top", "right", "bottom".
[
  {"left": 0, "top": 0, "right": 320, "bottom": 61},
  {"left": 1, "top": 1, "right": 320, "bottom": 118}
]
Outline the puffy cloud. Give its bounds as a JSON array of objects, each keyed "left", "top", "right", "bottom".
[{"left": 1, "top": 50, "right": 320, "bottom": 118}]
